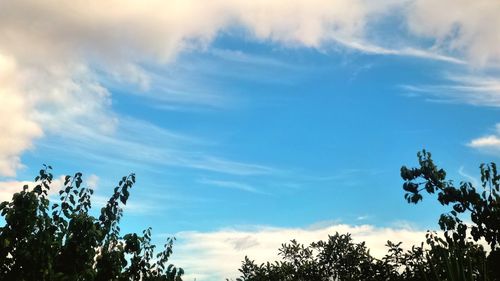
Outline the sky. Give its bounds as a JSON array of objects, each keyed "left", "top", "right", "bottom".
[{"left": 1, "top": 0, "right": 500, "bottom": 280}]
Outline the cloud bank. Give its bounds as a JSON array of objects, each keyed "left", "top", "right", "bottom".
[{"left": 170, "top": 223, "right": 427, "bottom": 280}]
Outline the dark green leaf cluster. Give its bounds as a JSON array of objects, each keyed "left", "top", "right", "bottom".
[
  {"left": 0, "top": 166, "right": 183, "bottom": 281},
  {"left": 401, "top": 150, "right": 500, "bottom": 250}
]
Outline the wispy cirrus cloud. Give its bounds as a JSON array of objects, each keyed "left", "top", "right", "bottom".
[
  {"left": 37, "top": 116, "right": 277, "bottom": 176},
  {"left": 401, "top": 74, "right": 500, "bottom": 107},
  {"left": 333, "top": 38, "right": 465, "bottom": 64},
  {"left": 458, "top": 166, "right": 480, "bottom": 187},
  {"left": 404, "top": 74, "right": 500, "bottom": 159},
  {"left": 198, "top": 178, "right": 265, "bottom": 194}
]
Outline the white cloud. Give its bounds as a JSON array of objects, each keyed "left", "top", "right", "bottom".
[
  {"left": 0, "top": 51, "right": 116, "bottom": 177},
  {"left": 0, "top": 180, "right": 33, "bottom": 202},
  {"left": 0, "top": 174, "right": 99, "bottom": 203},
  {"left": 468, "top": 123, "right": 500, "bottom": 156},
  {"left": 170, "top": 223, "right": 427, "bottom": 280},
  {"left": 0, "top": 54, "right": 43, "bottom": 177},
  {"left": 469, "top": 135, "right": 500, "bottom": 149},
  {"left": 0, "top": 0, "right": 387, "bottom": 66},
  {"left": 0, "top": 174, "right": 163, "bottom": 217},
  {"left": 407, "top": 0, "right": 500, "bottom": 66},
  {"left": 1, "top": 0, "right": 498, "bottom": 176}
]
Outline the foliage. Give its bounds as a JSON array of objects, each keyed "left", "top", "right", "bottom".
[
  {"left": 233, "top": 231, "right": 493, "bottom": 281},
  {"left": 235, "top": 233, "right": 402, "bottom": 281},
  {"left": 234, "top": 151, "right": 500, "bottom": 281},
  {"left": 0, "top": 166, "right": 183, "bottom": 281},
  {"left": 401, "top": 150, "right": 500, "bottom": 250},
  {"left": 401, "top": 150, "right": 500, "bottom": 280}
]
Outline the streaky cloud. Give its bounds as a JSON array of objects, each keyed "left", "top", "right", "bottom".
[
  {"left": 401, "top": 74, "right": 500, "bottom": 107},
  {"left": 37, "top": 116, "right": 278, "bottom": 176},
  {"left": 198, "top": 178, "right": 266, "bottom": 194}
]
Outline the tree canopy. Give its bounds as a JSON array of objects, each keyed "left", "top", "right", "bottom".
[
  {"left": 401, "top": 150, "right": 500, "bottom": 251},
  {"left": 0, "top": 166, "right": 183, "bottom": 281}
]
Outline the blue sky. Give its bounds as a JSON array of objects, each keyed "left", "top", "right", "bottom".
[{"left": 1, "top": 0, "right": 500, "bottom": 279}]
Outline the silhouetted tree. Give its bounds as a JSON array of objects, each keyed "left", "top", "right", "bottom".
[
  {"left": 0, "top": 166, "right": 183, "bottom": 281},
  {"left": 401, "top": 150, "right": 500, "bottom": 280}
]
